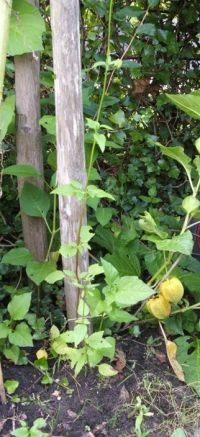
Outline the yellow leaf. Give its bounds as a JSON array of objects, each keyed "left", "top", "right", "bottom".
[
  {"left": 36, "top": 349, "right": 48, "bottom": 360},
  {"left": 166, "top": 341, "right": 185, "bottom": 382}
]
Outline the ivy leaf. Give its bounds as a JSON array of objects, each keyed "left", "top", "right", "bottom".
[
  {"left": 20, "top": 182, "right": 50, "bottom": 218},
  {"left": 9, "top": 323, "right": 33, "bottom": 347},
  {"left": 148, "top": 0, "right": 160, "bottom": 7},
  {"left": 8, "top": 0, "right": 45, "bottom": 55},
  {"left": 8, "top": 293, "right": 32, "bottom": 320},
  {"left": 136, "top": 23, "right": 156, "bottom": 36}
]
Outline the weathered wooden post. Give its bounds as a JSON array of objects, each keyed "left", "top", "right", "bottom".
[
  {"left": 15, "top": 0, "right": 48, "bottom": 261},
  {"left": 50, "top": 0, "right": 88, "bottom": 326}
]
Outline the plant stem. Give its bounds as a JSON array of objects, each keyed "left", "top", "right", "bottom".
[{"left": 45, "top": 193, "right": 57, "bottom": 260}]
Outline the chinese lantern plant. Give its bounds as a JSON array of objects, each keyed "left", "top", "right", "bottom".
[
  {"left": 138, "top": 92, "right": 200, "bottom": 392},
  {"left": 159, "top": 277, "right": 184, "bottom": 304}
]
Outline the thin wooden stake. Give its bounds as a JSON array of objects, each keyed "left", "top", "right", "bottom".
[{"left": 0, "top": 359, "right": 6, "bottom": 404}]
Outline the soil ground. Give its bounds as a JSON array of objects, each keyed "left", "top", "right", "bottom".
[{"left": 0, "top": 328, "right": 200, "bottom": 437}]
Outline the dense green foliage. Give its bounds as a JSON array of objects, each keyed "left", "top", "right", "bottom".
[{"left": 0, "top": 0, "right": 200, "bottom": 395}]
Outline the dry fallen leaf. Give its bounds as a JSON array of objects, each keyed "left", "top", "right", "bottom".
[
  {"left": 166, "top": 340, "right": 185, "bottom": 382},
  {"left": 119, "top": 384, "right": 130, "bottom": 402},
  {"left": 159, "top": 322, "right": 185, "bottom": 382},
  {"left": 115, "top": 349, "right": 126, "bottom": 373},
  {"left": 155, "top": 351, "right": 167, "bottom": 364},
  {"left": 67, "top": 409, "right": 78, "bottom": 419}
]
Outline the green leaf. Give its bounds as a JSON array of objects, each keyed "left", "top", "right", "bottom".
[
  {"left": 0, "top": 95, "right": 15, "bottom": 143},
  {"left": 2, "top": 164, "right": 42, "bottom": 177},
  {"left": 105, "top": 250, "right": 140, "bottom": 277},
  {"left": 50, "top": 325, "right": 60, "bottom": 340},
  {"left": 110, "top": 109, "right": 126, "bottom": 127},
  {"left": 39, "top": 115, "right": 56, "bottom": 135},
  {"left": 32, "top": 418, "right": 47, "bottom": 429},
  {"left": 26, "top": 260, "right": 56, "bottom": 285},
  {"left": 94, "top": 133, "right": 106, "bottom": 152},
  {"left": 8, "top": 0, "right": 45, "bottom": 55},
  {"left": 95, "top": 207, "right": 115, "bottom": 226},
  {"left": 52, "top": 180, "right": 84, "bottom": 199},
  {"left": 88, "top": 263, "right": 104, "bottom": 277},
  {"left": 148, "top": 0, "right": 160, "bottom": 7},
  {"left": 20, "top": 182, "right": 50, "bottom": 218},
  {"left": 170, "top": 429, "right": 187, "bottom": 437},
  {"left": 86, "top": 118, "right": 100, "bottom": 130},
  {"left": 51, "top": 338, "right": 72, "bottom": 355},
  {"left": 181, "top": 272, "right": 200, "bottom": 293},
  {"left": 80, "top": 225, "right": 94, "bottom": 244},
  {"left": 155, "top": 230, "right": 194, "bottom": 256},
  {"left": 183, "top": 339, "right": 200, "bottom": 395},
  {"left": 194, "top": 156, "right": 200, "bottom": 175},
  {"left": 93, "top": 226, "right": 115, "bottom": 252},
  {"left": 9, "top": 322, "right": 33, "bottom": 347},
  {"left": 101, "top": 258, "right": 119, "bottom": 286},
  {"left": 45, "top": 270, "right": 65, "bottom": 284},
  {"left": 8, "top": 292, "right": 32, "bottom": 320},
  {"left": 115, "top": 276, "right": 154, "bottom": 307},
  {"left": 4, "top": 380, "right": 19, "bottom": 395},
  {"left": 2, "top": 248, "right": 33, "bottom": 266},
  {"left": 87, "top": 185, "right": 115, "bottom": 200},
  {"left": 136, "top": 23, "right": 156, "bottom": 36},
  {"left": 86, "top": 331, "right": 104, "bottom": 349},
  {"left": 195, "top": 138, "right": 200, "bottom": 154},
  {"left": 59, "top": 243, "right": 78, "bottom": 257},
  {"left": 182, "top": 196, "right": 200, "bottom": 214},
  {"left": 3, "top": 346, "right": 20, "bottom": 364},
  {"left": 158, "top": 145, "right": 192, "bottom": 177},
  {"left": 11, "top": 427, "right": 29, "bottom": 437},
  {"left": 77, "top": 299, "right": 90, "bottom": 317},
  {"left": 99, "top": 336, "right": 116, "bottom": 359},
  {"left": 74, "top": 324, "right": 88, "bottom": 347},
  {"left": 0, "top": 323, "right": 11, "bottom": 339},
  {"left": 139, "top": 211, "right": 168, "bottom": 239},
  {"left": 109, "top": 308, "right": 137, "bottom": 323},
  {"left": 98, "top": 363, "right": 118, "bottom": 377},
  {"left": 60, "top": 330, "right": 75, "bottom": 343},
  {"left": 166, "top": 93, "right": 200, "bottom": 120}
]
